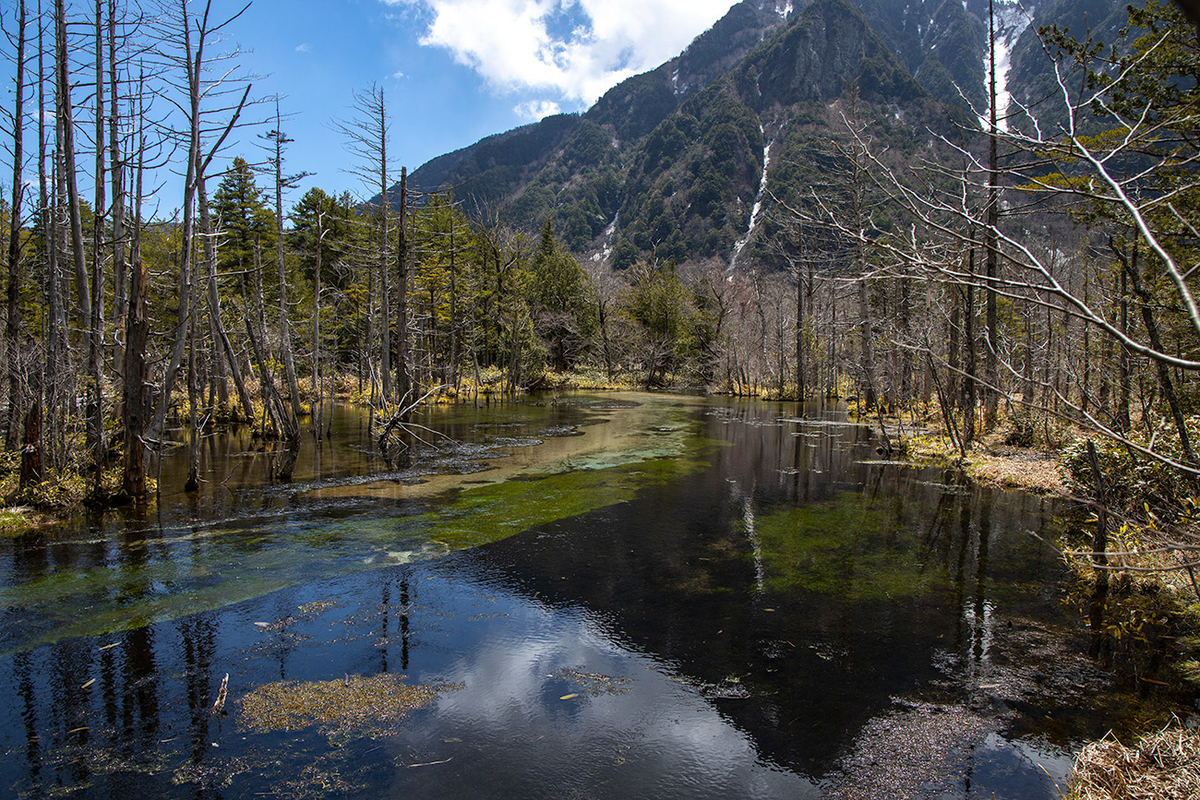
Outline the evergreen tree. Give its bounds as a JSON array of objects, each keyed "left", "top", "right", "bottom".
[
  {"left": 212, "top": 157, "right": 275, "bottom": 277},
  {"left": 529, "top": 219, "right": 596, "bottom": 372}
]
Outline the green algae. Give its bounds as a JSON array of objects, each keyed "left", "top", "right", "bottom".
[
  {"left": 749, "top": 492, "right": 944, "bottom": 602},
  {"left": 418, "top": 453, "right": 705, "bottom": 549},
  {"left": 0, "top": 414, "right": 713, "bottom": 653}
]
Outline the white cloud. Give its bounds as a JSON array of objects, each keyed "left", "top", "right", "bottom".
[
  {"left": 385, "top": 0, "right": 737, "bottom": 104},
  {"left": 295, "top": 42, "right": 311, "bottom": 53},
  {"left": 514, "top": 99, "right": 562, "bottom": 120}
]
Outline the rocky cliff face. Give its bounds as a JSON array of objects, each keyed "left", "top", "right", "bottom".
[{"left": 748, "top": 0, "right": 921, "bottom": 108}]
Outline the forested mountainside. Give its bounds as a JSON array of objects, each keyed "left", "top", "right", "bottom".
[{"left": 401, "top": 0, "right": 1114, "bottom": 270}]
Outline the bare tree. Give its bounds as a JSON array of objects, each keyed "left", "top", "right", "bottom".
[
  {"left": 149, "top": 0, "right": 252, "bottom": 458},
  {"left": 3, "top": 0, "right": 30, "bottom": 451},
  {"left": 335, "top": 84, "right": 395, "bottom": 403}
]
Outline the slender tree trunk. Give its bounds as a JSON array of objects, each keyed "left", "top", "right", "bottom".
[
  {"left": 1082, "top": 278, "right": 1092, "bottom": 413},
  {"left": 948, "top": 283, "right": 960, "bottom": 407},
  {"left": 56, "top": 0, "right": 90, "bottom": 326},
  {"left": 312, "top": 214, "right": 323, "bottom": 437},
  {"left": 85, "top": 0, "right": 107, "bottom": 488},
  {"left": 1118, "top": 240, "right": 1197, "bottom": 467},
  {"left": 378, "top": 115, "right": 392, "bottom": 403},
  {"left": 108, "top": 0, "right": 127, "bottom": 388},
  {"left": 197, "top": 173, "right": 253, "bottom": 420},
  {"left": 121, "top": 81, "right": 148, "bottom": 500},
  {"left": 983, "top": 0, "right": 1000, "bottom": 429},
  {"left": 185, "top": 237, "right": 200, "bottom": 492},
  {"left": 448, "top": 214, "right": 458, "bottom": 391},
  {"left": 270, "top": 104, "right": 302, "bottom": 447},
  {"left": 795, "top": 263, "right": 805, "bottom": 402},
  {"left": 857, "top": 278, "right": 875, "bottom": 408},
  {"left": 6, "top": 0, "right": 27, "bottom": 451},
  {"left": 37, "top": 0, "right": 56, "bottom": 474},
  {"left": 152, "top": 2, "right": 200, "bottom": 445},
  {"left": 396, "top": 167, "right": 410, "bottom": 403},
  {"left": 275, "top": 232, "right": 302, "bottom": 435},
  {"left": 1117, "top": 267, "right": 1131, "bottom": 432},
  {"left": 246, "top": 236, "right": 283, "bottom": 439},
  {"left": 963, "top": 240, "right": 977, "bottom": 445}
]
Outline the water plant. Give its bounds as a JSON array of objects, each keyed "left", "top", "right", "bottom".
[{"left": 239, "top": 673, "right": 463, "bottom": 743}]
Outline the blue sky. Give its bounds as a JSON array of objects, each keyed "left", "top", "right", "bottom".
[{"left": 219, "top": 0, "right": 741, "bottom": 203}]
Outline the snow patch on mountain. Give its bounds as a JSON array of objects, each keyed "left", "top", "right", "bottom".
[{"left": 979, "top": 0, "right": 1035, "bottom": 132}]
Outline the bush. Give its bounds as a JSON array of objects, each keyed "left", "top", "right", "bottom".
[{"left": 1062, "top": 414, "right": 1200, "bottom": 516}]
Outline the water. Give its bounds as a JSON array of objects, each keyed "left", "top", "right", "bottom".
[{"left": 0, "top": 393, "right": 1170, "bottom": 797}]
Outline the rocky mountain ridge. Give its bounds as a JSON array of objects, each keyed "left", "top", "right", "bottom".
[{"left": 396, "top": 0, "right": 1120, "bottom": 271}]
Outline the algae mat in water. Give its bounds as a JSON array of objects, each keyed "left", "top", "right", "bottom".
[{"left": 0, "top": 404, "right": 711, "bottom": 653}]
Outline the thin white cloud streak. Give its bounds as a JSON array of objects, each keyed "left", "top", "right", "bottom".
[{"left": 385, "top": 0, "right": 737, "bottom": 104}]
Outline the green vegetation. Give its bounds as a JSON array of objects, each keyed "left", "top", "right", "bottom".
[{"left": 751, "top": 494, "right": 927, "bottom": 602}]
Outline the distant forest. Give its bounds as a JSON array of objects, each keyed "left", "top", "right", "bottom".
[{"left": 1, "top": 0, "right": 1199, "bottom": 533}]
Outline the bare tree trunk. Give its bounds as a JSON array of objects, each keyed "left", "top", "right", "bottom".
[
  {"left": 983, "top": 0, "right": 1000, "bottom": 430},
  {"left": 1117, "top": 240, "right": 1197, "bottom": 467},
  {"left": 85, "top": 0, "right": 107, "bottom": 489},
  {"left": 36, "top": 0, "right": 57, "bottom": 474},
  {"left": 185, "top": 237, "right": 200, "bottom": 492},
  {"left": 6, "top": 0, "right": 27, "bottom": 451},
  {"left": 108, "top": 0, "right": 127, "bottom": 388},
  {"left": 948, "top": 282, "right": 960, "bottom": 408},
  {"left": 1117, "top": 267, "right": 1131, "bottom": 432},
  {"left": 963, "top": 239, "right": 978, "bottom": 446},
  {"left": 55, "top": 0, "right": 90, "bottom": 326},
  {"left": 245, "top": 236, "right": 283, "bottom": 439},
  {"left": 197, "top": 172, "right": 253, "bottom": 420},
  {"left": 795, "top": 262, "right": 805, "bottom": 401},
  {"left": 379, "top": 217, "right": 392, "bottom": 402},
  {"left": 846, "top": 90, "right": 875, "bottom": 409},
  {"left": 448, "top": 205, "right": 458, "bottom": 392},
  {"left": 311, "top": 213, "right": 323, "bottom": 437},
  {"left": 396, "top": 167, "right": 410, "bottom": 404},
  {"left": 270, "top": 106, "right": 303, "bottom": 444},
  {"left": 121, "top": 79, "right": 149, "bottom": 500}
]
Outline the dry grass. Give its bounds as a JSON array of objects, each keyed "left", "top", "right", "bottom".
[
  {"left": 965, "top": 446, "right": 1069, "bottom": 494},
  {"left": 905, "top": 433, "right": 1070, "bottom": 496},
  {"left": 239, "top": 673, "right": 462, "bottom": 741},
  {"left": 1068, "top": 721, "right": 1200, "bottom": 800}
]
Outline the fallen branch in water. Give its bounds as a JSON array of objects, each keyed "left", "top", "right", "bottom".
[
  {"left": 377, "top": 385, "right": 449, "bottom": 457},
  {"left": 212, "top": 673, "right": 229, "bottom": 714}
]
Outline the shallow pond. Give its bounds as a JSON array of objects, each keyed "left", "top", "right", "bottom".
[{"left": 0, "top": 393, "right": 1176, "bottom": 797}]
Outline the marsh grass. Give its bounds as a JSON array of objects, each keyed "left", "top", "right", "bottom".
[{"left": 1068, "top": 721, "right": 1200, "bottom": 800}]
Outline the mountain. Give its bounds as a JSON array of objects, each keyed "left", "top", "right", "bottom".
[
  {"left": 397, "top": 0, "right": 1121, "bottom": 271},
  {"left": 405, "top": 0, "right": 795, "bottom": 217}
]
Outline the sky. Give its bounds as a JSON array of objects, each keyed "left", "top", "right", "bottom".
[{"left": 208, "top": 0, "right": 740, "bottom": 203}]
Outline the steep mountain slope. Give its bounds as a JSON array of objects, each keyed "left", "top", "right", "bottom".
[
  {"left": 407, "top": 0, "right": 795, "bottom": 214},
  {"left": 1007, "top": 0, "right": 1129, "bottom": 131},
  {"left": 399, "top": 0, "right": 1121, "bottom": 270}
]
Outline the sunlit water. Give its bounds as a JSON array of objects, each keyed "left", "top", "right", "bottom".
[{"left": 0, "top": 393, "right": 1173, "bottom": 797}]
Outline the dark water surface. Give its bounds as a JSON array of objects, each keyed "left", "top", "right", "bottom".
[{"left": 0, "top": 393, "right": 1159, "bottom": 797}]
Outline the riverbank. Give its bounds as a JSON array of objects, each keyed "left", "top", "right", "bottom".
[
  {"left": 905, "top": 431, "right": 1070, "bottom": 496},
  {"left": 890, "top": 416, "right": 1200, "bottom": 800}
]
